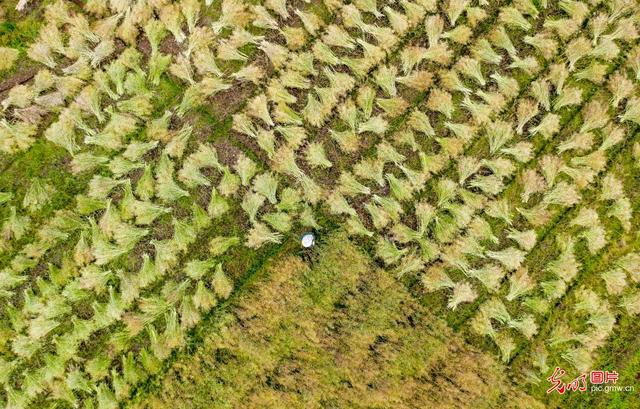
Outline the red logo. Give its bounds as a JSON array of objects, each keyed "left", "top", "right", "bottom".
[{"left": 546, "top": 367, "right": 620, "bottom": 394}]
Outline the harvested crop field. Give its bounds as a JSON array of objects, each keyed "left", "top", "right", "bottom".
[{"left": 0, "top": 0, "right": 639, "bottom": 407}]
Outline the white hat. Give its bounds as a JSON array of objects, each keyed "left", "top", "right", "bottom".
[{"left": 301, "top": 233, "right": 315, "bottom": 248}]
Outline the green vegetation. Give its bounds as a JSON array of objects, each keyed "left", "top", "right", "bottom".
[
  {"left": 0, "top": 0, "right": 639, "bottom": 407},
  {"left": 129, "top": 234, "right": 542, "bottom": 409}
]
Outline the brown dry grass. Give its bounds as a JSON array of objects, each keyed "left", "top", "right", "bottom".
[{"left": 130, "top": 233, "right": 542, "bottom": 409}]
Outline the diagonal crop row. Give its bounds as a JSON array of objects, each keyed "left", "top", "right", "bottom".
[
  {"left": 415, "top": 44, "right": 640, "bottom": 366},
  {"left": 284, "top": 0, "right": 640, "bottom": 372},
  {"left": 0, "top": 0, "right": 341, "bottom": 266},
  {"left": 506, "top": 154, "right": 640, "bottom": 386}
]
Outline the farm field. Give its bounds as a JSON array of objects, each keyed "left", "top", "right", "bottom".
[
  {"left": 127, "top": 234, "right": 543, "bottom": 409},
  {"left": 0, "top": 0, "right": 639, "bottom": 407}
]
